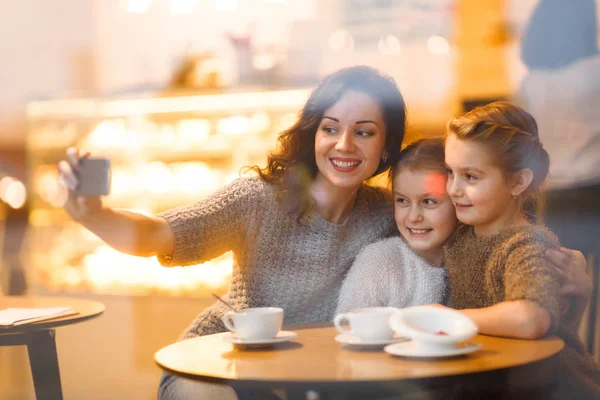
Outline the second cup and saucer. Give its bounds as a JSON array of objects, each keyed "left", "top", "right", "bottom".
[
  {"left": 385, "top": 305, "right": 481, "bottom": 358},
  {"left": 334, "top": 333, "right": 407, "bottom": 347},
  {"left": 334, "top": 307, "right": 407, "bottom": 348},
  {"left": 221, "top": 307, "right": 297, "bottom": 348},
  {"left": 384, "top": 341, "right": 481, "bottom": 358}
]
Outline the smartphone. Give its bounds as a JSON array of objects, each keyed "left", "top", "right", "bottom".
[{"left": 75, "top": 157, "right": 111, "bottom": 196}]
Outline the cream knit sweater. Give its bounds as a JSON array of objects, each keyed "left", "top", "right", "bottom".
[
  {"left": 158, "top": 177, "right": 396, "bottom": 339},
  {"left": 337, "top": 236, "right": 448, "bottom": 313}
]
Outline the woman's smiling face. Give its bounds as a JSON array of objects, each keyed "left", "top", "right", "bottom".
[{"left": 314, "top": 90, "right": 387, "bottom": 190}]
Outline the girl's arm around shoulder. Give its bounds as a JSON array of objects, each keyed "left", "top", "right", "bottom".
[
  {"left": 460, "top": 300, "right": 551, "bottom": 340},
  {"left": 456, "top": 227, "right": 560, "bottom": 340},
  {"left": 501, "top": 227, "right": 563, "bottom": 335}
]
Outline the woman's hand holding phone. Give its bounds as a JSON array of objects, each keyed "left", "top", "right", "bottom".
[{"left": 58, "top": 147, "right": 109, "bottom": 222}]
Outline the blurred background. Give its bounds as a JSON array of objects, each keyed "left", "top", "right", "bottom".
[{"left": 0, "top": 0, "right": 598, "bottom": 399}]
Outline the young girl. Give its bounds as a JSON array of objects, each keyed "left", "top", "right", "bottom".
[
  {"left": 337, "top": 138, "right": 456, "bottom": 312},
  {"left": 443, "top": 101, "right": 600, "bottom": 398}
]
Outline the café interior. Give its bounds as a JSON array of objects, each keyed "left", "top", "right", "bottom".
[{"left": 0, "top": 0, "right": 599, "bottom": 399}]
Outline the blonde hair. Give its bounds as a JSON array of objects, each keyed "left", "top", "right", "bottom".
[{"left": 446, "top": 101, "right": 550, "bottom": 210}]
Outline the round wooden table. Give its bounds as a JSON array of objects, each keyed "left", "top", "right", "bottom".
[
  {"left": 0, "top": 296, "right": 105, "bottom": 400},
  {"left": 155, "top": 323, "right": 565, "bottom": 399}
]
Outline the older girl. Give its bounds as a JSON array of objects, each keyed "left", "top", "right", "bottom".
[
  {"left": 59, "top": 66, "right": 406, "bottom": 399},
  {"left": 443, "top": 101, "right": 600, "bottom": 398}
]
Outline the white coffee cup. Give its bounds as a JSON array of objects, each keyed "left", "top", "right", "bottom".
[
  {"left": 334, "top": 307, "right": 398, "bottom": 341},
  {"left": 222, "top": 307, "right": 284, "bottom": 340}
]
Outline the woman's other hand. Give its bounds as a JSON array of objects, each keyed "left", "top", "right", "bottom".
[
  {"left": 546, "top": 247, "right": 592, "bottom": 299},
  {"left": 546, "top": 247, "right": 592, "bottom": 329},
  {"left": 58, "top": 147, "right": 104, "bottom": 222}
]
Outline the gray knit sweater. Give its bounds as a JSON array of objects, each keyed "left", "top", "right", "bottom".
[
  {"left": 158, "top": 177, "right": 396, "bottom": 339},
  {"left": 337, "top": 236, "right": 448, "bottom": 313}
]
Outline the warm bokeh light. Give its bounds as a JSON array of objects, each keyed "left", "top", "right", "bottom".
[
  {"left": 0, "top": 176, "right": 14, "bottom": 196},
  {"left": 126, "top": 0, "right": 153, "bottom": 13},
  {"left": 378, "top": 35, "right": 402, "bottom": 56},
  {"left": 177, "top": 119, "right": 211, "bottom": 144},
  {"left": 2, "top": 179, "right": 27, "bottom": 209},
  {"left": 37, "top": 170, "right": 69, "bottom": 208},
  {"left": 27, "top": 90, "right": 310, "bottom": 119},
  {"left": 84, "top": 119, "right": 131, "bottom": 151},
  {"left": 170, "top": 0, "right": 198, "bottom": 14},
  {"left": 427, "top": 35, "right": 450, "bottom": 55},
  {"left": 328, "top": 30, "right": 354, "bottom": 52},
  {"left": 424, "top": 173, "right": 449, "bottom": 198},
  {"left": 252, "top": 54, "right": 277, "bottom": 70},
  {"left": 216, "top": 0, "right": 238, "bottom": 12},
  {"left": 249, "top": 111, "right": 271, "bottom": 133},
  {"left": 277, "top": 112, "right": 297, "bottom": 132},
  {"left": 144, "top": 162, "right": 174, "bottom": 195},
  {"left": 43, "top": 242, "right": 233, "bottom": 296},
  {"left": 217, "top": 116, "right": 250, "bottom": 135}
]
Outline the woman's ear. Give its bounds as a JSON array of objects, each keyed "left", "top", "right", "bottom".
[
  {"left": 381, "top": 151, "right": 389, "bottom": 163},
  {"left": 511, "top": 168, "right": 534, "bottom": 197}
]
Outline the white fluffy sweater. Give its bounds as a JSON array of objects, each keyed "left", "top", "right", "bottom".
[{"left": 337, "top": 236, "right": 448, "bottom": 313}]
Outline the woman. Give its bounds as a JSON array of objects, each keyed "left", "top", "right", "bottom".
[
  {"left": 60, "top": 66, "right": 405, "bottom": 399},
  {"left": 59, "top": 66, "right": 590, "bottom": 399}
]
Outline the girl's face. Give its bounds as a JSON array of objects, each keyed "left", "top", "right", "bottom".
[
  {"left": 444, "top": 134, "right": 519, "bottom": 235},
  {"left": 393, "top": 168, "right": 457, "bottom": 264},
  {"left": 314, "top": 90, "right": 387, "bottom": 191}
]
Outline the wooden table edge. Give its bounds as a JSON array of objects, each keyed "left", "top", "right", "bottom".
[{"left": 155, "top": 353, "right": 564, "bottom": 391}]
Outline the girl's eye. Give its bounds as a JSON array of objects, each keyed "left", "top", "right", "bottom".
[
  {"left": 446, "top": 169, "right": 454, "bottom": 176},
  {"left": 395, "top": 198, "right": 408, "bottom": 205},
  {"left": 465, "top": 174, "right": 477, "bottom": 181},
  {"left": 423, "top": 199, "right": 437, "bottom": 206}
]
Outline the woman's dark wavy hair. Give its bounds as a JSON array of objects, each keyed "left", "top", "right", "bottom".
[{"left": 248, "top": 66, "right": 407, "bottom": 217}]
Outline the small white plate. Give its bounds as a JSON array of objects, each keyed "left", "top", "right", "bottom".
[
  {"left": 222, "top": 330, "right": 297, "bottom": 346},
  {"left": 335, "top": 334, "right": 408, "bottom": 347},
  {"left": 384, "top": 341, "right": 481, "bottom": 358}
]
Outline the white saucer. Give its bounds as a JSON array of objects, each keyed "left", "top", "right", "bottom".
[
  {"left": 222, "top": 330, "right": 297, "bottom": 346},
  {"left": 335, "top": 334, "right": 408, "bottom": 347},
  {"left": 384, "top": 341, "right": 482, "bottom": 358}
]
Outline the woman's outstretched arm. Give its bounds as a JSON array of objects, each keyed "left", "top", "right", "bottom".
[{"left": 58, "top": 147, "right": 174, "bottom": 257}]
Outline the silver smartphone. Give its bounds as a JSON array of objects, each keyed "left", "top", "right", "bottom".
[{"left": 75, "top": 157, "right": 111, "bottom": 196}]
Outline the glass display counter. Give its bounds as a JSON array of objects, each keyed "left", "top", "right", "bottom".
[{"left": 26, "top": 89, "right": 310, "bottom": 296}]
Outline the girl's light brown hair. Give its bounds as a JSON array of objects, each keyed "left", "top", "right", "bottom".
[
  {"left": 390, "top": 137, "right": 447, "bottom": 185},
  {"left": 446, "top": 101, "right": 550, "bottom": 211}
]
